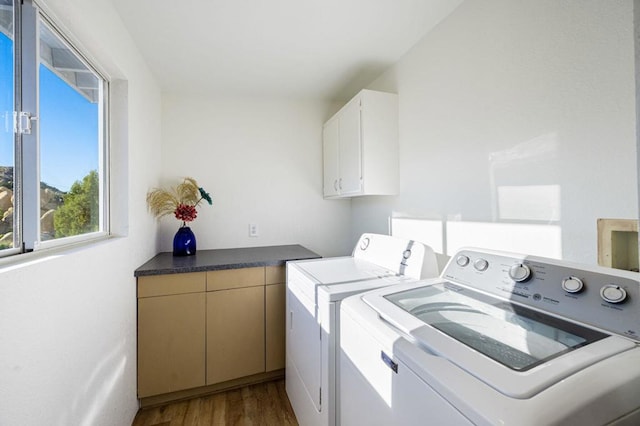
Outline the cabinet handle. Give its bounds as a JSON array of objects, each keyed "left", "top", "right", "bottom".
[
  {"left": 339, "top": 178, "right": 343, "bottom": 190},
  {"left": 334, "top": 179, "right": 338, "bottom": 191}
]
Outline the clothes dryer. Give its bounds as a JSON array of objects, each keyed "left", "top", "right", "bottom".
[{"left": 286, "top": 233, "right": 438, "bottom": 426}]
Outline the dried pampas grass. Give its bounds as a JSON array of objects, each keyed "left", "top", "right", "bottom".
[{"left": 146, "top": 177, "right": 204, "bottom": 220}]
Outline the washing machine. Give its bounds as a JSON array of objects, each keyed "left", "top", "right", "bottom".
[
  {"left": 286, "top": 233, "right": 439, "bottom": 426},
  {"left": 340, "top": 248, "right": 640, "bottom": 426}
]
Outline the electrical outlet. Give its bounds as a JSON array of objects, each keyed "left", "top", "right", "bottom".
[{"left": 249, "top": 223, "right": 259, "bottom": 237}]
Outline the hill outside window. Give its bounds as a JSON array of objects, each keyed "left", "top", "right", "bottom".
[{"left": 0, "top": 0, "right": 108, "bottom": 258}]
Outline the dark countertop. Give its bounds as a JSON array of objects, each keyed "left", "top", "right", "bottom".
[{"left": 134, "top": 244, "right": 321, "bottom": 277}]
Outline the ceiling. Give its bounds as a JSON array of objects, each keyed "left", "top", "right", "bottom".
[{"left": 109, "top": 0, "right": 462, "bottom": 101}]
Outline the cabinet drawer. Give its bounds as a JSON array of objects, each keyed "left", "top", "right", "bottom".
[
  {"left": 265, "top": 265, "right": 285, "bottom": 285},
  {"left": 206, "top": 267, "right": 264, "bottom": 291},
  {"left": 138, "top": 272, "right": 206, "bottom": 298}
]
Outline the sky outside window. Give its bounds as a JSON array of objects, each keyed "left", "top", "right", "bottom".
[
  {"left": 0, "top": 32, "right": 13, "bottom": 173},
  {"left": 0, "top": 31, "right": 98, "bottom": 193},
  {"left": 39, "top": 63, "right": 98, "bottom": 193}
]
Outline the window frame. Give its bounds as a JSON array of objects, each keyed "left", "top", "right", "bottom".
[{"left": 0, "top": 0, "right": 110, "bottom": 259}]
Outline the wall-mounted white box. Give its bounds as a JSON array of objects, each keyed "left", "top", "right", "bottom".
[{"left": 597, "top": 219, "right": 639, "bottom": 272}]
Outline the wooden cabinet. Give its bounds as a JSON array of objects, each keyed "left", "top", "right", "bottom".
[
  {"left": 137, "top": 265, "right": 287, "bottom": 400},
  {"left": 137, "top": 273, "right": 206, "bottom": 398},
  {"left": 322, "top": 89, "right": 399, "bottom": 198},
  {"left": 206, "top": 267, "right": 264, "bottom": 291},
  {"left": 206, "top": 267, "right": 265, "bottom": 385},
  {"left": 207, "top": 286, "right": 265, "bottom": 383},
  {"left": 265, "top": 266, "right": 286, "bottom": 371}
]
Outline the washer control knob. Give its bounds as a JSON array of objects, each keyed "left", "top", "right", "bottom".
[
  {"left": 473, "top": 258, "right": 489, "bottom": 271},
  {"left": 561, "top": 276, "right": 584, "bottom": 294},
  {"left": 600, "top": 285, "right": 627, "bottom": 304},
  {"left": 456, "top": 255, "right": 470, "bottom": 267},
  {"left": 509, "top": 263, "right": 531, "bottom": 282}
]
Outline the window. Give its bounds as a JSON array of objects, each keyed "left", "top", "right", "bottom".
[{"left": 0, "top": 0, "right": 108, "bottom": 257}]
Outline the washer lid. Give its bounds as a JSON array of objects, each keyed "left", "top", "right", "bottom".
[
  {"left": 296, "top": 257, "right": 397, "bottom": 285},
  {"left": 318, "top": 275, "right": 416, "bottom": 302},
  {"left": 363, "top": 281, "right": 637, "bottom": 399}
]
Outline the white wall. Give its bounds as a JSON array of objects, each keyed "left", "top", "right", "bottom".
[
  {"left": 1, "top": 2, "right": 635, "bottom": 424},
  {"left": 352, "top": 0, "right": 637, "bottom": 265},
  {"left": 0, "top": 0, "right": 162, "bottom": 425},
  {"left": 160, "top": 95, "right": 352, "bottom": 257}
]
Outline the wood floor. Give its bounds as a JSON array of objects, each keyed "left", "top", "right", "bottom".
[{"left": 132, "top": 380, "right": 298, "bottom": 426}]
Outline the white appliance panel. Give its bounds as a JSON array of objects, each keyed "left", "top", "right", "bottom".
[
  {"left": 352, "top": 233, "right": 437, "bottom": 279},
  {"left": 287, "top": 280, "right": 321, "bottom": 411},
  {"left": 340, "top": 301, "right": 471, "bottom": 426},
  {"left": 395, "top": 334, "right": 640, "bottom": 426},
  {"left": 442, "top": 249, "right": 640, "bottom": 339}
]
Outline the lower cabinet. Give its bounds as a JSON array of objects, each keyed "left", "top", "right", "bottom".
[
  {"left": 206, "top": 285, "right": 265, "bottom": 384},
  {"left": 137, "top": 273, "right": 206, "bottom": 398},
  {"left": 266, "top": 282, "right": 286, "bottom": 371},
  {"left": 137, "top": 265, "right": 286, "bottom": 400}
]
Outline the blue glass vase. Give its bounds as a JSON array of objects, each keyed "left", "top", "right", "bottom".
[{"left": 173, "top": 224, "right": 196, "bottom": 256}]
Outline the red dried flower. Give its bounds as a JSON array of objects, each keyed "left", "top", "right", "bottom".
[{"left": 174, "top": 204, "right": 198, "bottom": 222}]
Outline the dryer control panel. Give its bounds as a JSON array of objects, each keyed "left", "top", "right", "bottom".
[{"left": 443, "top": 248, "right": 640, "bottom": 341}]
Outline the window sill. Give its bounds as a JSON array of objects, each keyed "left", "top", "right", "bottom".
[{"left": 0, "top": 234, "right": 120, "bottom": 273}]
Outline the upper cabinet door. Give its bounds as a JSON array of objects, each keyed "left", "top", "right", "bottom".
[
  {"left": 322, "top": 89, "right": 398, "bottom": 199},
  {"left": 323, "top": 117, "right": 340, "bottom": 197},
  {"left": 338, "top": 98, "right": 362, "bottom": 195}
]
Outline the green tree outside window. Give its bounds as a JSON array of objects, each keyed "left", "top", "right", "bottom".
[{"left": 53, "top": 170, "right": 99, "bottom": 237}]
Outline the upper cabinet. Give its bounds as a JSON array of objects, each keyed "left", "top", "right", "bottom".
[{"left": 322, "top": 89, "right": 399, "bottom": 198}]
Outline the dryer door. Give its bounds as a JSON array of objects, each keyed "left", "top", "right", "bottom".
[{"left": 286, "top": 272, "right": 322, "bottom": 413}]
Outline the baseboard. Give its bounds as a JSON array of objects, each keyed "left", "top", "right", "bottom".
[{"left": 138, "top": 369, "right": 285, "bottom": 408}]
